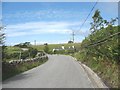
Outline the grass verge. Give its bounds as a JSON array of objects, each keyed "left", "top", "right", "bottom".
[{"left": 73, "top": 52, "right": 118, "bottom": 88}]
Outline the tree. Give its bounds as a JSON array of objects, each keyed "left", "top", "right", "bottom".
[
  {"left": 44, "top": 44, "right": 49, "bottom": 53},
  {"left": 24, "top": 42, "right": 31, "bottom": 46},
  {"left": 89, "top": 9, "right": 118, "bottom": 43},
  {"left": 1, "top": 25, "right": 6, "bottom": 62},
  {"left": 90, "top": 10, "right": 118, "bottom": 34},
  {"left": 14, "top": 42, "right": 31, "bottom": 48},
  {"left": 90, "top": 9, "right": 103, "bottom": 33},
  {"left": 68, "top": 41, "right": 73, "bottom": 43},
  {"left": 0, "top": 26, "right": 5, "bottom": 45},
  {"left": 28, "top": 47, "right": 38, "bottom": 58},
  {"left": 44, "top": 43, "right": 48, "bottom": 45}
]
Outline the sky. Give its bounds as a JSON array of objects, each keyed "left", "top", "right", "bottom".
[{"left": 2, "top": 2, "right": 118, "bottom": 46}]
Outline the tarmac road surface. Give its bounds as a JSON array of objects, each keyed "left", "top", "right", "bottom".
[{"left": 3, "top": 55, "right": 100, "bottom": 88}]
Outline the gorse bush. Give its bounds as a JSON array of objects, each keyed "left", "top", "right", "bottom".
[{"left": 43, "top": 44, "right": 49, "bottom": 53}]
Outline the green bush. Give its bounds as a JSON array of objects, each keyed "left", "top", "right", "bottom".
[
  {"left": 75, "top": 26, "right": 119, "bottom": 88},
  {"left": 2, "top": 46, "right": 38, "bottom": 61},
  {"left": 43, "top": 45, "right": 49, "bottom": 53},
  {"left": 28, "top": 47, "right": 38, "bottom": 58}
]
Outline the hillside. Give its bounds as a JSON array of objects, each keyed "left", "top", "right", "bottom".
[{"left": 32, "top": 43, "right": 81, "bottom": 53}]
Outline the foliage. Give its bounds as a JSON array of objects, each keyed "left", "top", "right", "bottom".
[
  {"left": 90, "top": 9, "right": 103, "bottom": 33},
  {"left": 44, "top": 43, "right": 48, "bottom": 45},
  {"left": 2, "top": 46, "right": 38, "bottom": 61},
  {"left": 90, "top": 9, "right": 118, "bottom": 34},
  {"left": 32, "top": 43, "right": 81, "bottom": 52},
  {"left": 76, "top": 9, "right": 119, "bottom": 88},
  {"left": 68, "top": 41, "right": 73, "bottom": 43},
  {"left": 81, "top": 25, "right": 119, "bottom": 63},
  {"left": 43, "top": 44, "right": 49, "bottom": 53},
  {"left": 0, "top": 26, "right": 5, "bottom": 45},
  {"left": 28, "top": 47, "right": 38, "bottom": 58},
  {"left": 14, "top": 42, "right": 31, "bottom": 48}
]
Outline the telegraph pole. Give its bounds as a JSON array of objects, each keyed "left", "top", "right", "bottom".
[
  {"left": 29, "top": 52, "right": 31, "bottom": 60},
  {"left": 19, "top": 51, "right": 21, "bottom": 60},
  {"left": 72, "top": 31, "right": 75, "bottom": 43},
  {"left": 34, "top": 40, "right": 36, "bottom": 45}
]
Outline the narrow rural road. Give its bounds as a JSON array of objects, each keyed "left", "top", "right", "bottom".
[{"left": 3, "top": 55, "right": 98, "bottom": 88}]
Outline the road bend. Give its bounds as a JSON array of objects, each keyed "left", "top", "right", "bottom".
[{"left": 3, "top": 55, "right": 98, "bottom": 88}]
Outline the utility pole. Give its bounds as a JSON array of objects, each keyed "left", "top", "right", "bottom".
[
  {"left": 72, "top": 31, "right": 75, "bottom": 43},
  {"left": 29, "top": 52, "right": 31, "bottom": 60},
  {"left": 34, "top": 40, "right": 36, "bottom": 46},
  {"left": 19, "top": 51, "right": 21, "bottom": 60}
]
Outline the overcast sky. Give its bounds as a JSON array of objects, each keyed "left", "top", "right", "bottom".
[{"left": 2, "top": 2, "right": 118, "bottom": 45}]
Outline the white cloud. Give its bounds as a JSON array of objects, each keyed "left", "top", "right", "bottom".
[{"left": 5, "top": 21, "right": 90, "bottom": 37}]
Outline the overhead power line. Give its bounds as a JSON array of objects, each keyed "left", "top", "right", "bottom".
[
  {"left": 79, "top": 0, "right": 98, "bottom": 31},
  {"left": 70, "top": 1, "right": 98, "bottom": 42},
  {"left": 84, "top": 32, "right": 120, "bottom": 47},
  {"left": 75, "top": 0, "right": 98, "bottom": 34},
  {"left": 72, "top": 30, "right": 75, "bottom": 43}
]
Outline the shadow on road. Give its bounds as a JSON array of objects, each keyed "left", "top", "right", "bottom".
[{"left": 3, "top": 73, "right": 32, "bottom": 84}]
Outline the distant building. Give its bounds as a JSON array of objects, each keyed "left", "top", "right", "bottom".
[
  {"left": 52, "top": 45, "right": 75, "bottom": 53},
  {"left": 61, "top": 45, "right": 65, "bottom": 49}
]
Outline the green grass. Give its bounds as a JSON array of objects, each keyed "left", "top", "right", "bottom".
[
  {"left": 3, "top": 46, "right": 22, "bottom": 62},
  {"left": 3, "top": 46, "right": 39, "bottom": 62},
  {"left": 32, "top": 43, "right": 81, "bottom": 51},
  {"left": 73, "top": 52, "right": 118, "bottom": 88},
  {"left": 3, "top": 46, "right": 48, "bottom": 81},
  {"left": 6, "top": 46, "right": 22, "bottom": 54},
  {"left": 5, "top": 43, "right": 81, "bottom": 53}
]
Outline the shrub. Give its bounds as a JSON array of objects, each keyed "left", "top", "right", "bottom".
[{"left": 44, "top": 45, "right": 49, "bottom": 53}]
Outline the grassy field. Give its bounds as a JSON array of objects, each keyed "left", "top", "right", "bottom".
[
  {"left": 32, "top": 43, "right": 81, "bottom": 51},
  {"left": 5, "top": 43, "right": 81, "bottom": 52},
  {"left": 3, "top": 46, "right": 22, "bottom": 61},
  {"left": 3, "top": 46, "right": 39, "bottom": 62},
  {"left": 5, "top": 46, "right": 22, "bottom": 54}
]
